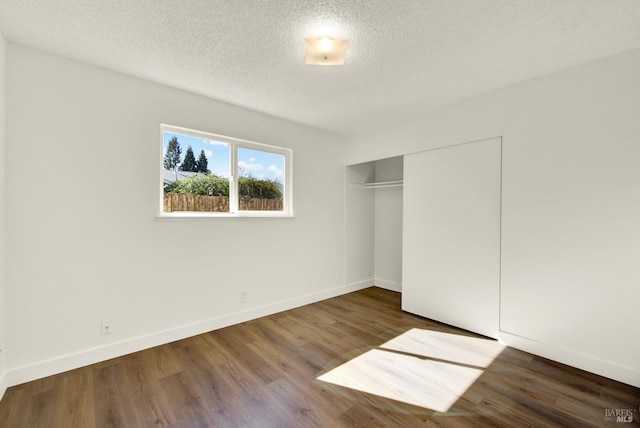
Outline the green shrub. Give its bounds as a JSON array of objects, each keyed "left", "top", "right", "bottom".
[
  {"left": 164, "top": 175, "right": 282, "bottom": 200},
  {"left": 238, "top": 177, "right": 282, "bottom": 200},
  {"left": 165, "top": 174, "right": 229, "bottom": 196}
]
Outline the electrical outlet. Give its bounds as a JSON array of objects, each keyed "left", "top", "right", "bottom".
[
  {"left": 240, "top": 292, "right": 247, "bottom": 303},
  {"left": 101, "top": 320, "right": 112, "bottom": 335}
]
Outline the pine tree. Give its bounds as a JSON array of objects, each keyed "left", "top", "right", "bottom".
[
  {"left": 180, "top": 146, "right": 198, "bottom": 172},
  {"left": 196, "top": 150, "right": 209, "bottom": 173},
  {"left": 163, "top": 136, "right": 182, "bottom": 170}
]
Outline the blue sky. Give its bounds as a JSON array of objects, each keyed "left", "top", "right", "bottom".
[{"left": 162, "top": 131, "right": 285, "bottom": 183}]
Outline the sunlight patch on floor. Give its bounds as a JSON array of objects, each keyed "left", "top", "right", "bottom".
[
  {"left": 317, "top": 329, "right": 505, "bottom": 412},
  {"left": 380, "top": 328, "right": 506, "bottom": 368},
  {"left": 317, "top": 349, "right": 483, "bottom": 412}
]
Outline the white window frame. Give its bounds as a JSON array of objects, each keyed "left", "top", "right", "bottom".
[{"left": 158, "top": 124, "right": 293, "bottom": 218}]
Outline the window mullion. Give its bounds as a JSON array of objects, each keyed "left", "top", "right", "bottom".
[{"left": 229, "top": 143, "right": 238, "bottom": 213}]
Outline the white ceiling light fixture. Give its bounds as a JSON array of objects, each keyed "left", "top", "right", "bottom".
[{"left": 304, "top": 36, "right": 349, "bottom": 65}]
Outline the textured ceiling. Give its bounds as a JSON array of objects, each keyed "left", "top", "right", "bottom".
[{"left": 1, "top": 1, "right": 639, "bottom": 136}]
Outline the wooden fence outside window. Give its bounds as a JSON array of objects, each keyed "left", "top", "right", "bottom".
[{"left": 163, "top": 193, "right": 283, "bottom": 212}]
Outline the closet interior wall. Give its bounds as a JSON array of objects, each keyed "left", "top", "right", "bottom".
[{"left": 345, "top": 157, "right": 403, "bottom": 292}]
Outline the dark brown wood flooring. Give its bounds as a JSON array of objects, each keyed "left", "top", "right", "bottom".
[{"left": 0, "top": 287, "right": 638, "bottom": 427}]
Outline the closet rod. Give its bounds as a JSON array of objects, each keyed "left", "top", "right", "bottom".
[{"left": 362, "top": 180, "right": 403, "bottom": 189}]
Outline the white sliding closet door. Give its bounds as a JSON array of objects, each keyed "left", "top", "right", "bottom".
[{"left": 402, "top": 137, "right": 501, "bottom": 338}]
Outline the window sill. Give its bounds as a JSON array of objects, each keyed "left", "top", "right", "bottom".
[{"left": 156, "top": 212, "right": 295, "bottom": 220}]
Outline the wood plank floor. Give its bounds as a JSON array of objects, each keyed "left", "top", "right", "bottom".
[{"left": 0, "top": 287, "right": 638, "bottom": 427}]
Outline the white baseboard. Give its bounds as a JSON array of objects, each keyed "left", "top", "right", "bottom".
[
  {"left": 349, "top": 278, "right": 375, "bottom": 289},
  {"left": 499, "top": 331, "right": 640, "bottom": 388},
  {"left": 5, "top": 281, "right": 373, "bottom": 388},
  {"left": 0, "top": 369, "right": 7, "bottom": 402},
  {"left": 374, "top": 278, "right": 402, "bottom": 292}
]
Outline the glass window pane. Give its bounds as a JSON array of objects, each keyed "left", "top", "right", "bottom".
[
  {"left": 162, "top": 131, "right": 231, "bottom": 213},
  {"left": 237, "top": 147, "right": 285, "bottom": 212}
]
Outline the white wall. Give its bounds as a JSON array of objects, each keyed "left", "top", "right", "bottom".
[
  {"left": 4, "top": 45, "right": 351, "bottom": 385},
  {"left": 345, "top": 162, "right": 375, "bottom": 288},
  {"left": 0, "top": 31, "right": 7, "bottom": 398},
  {"left": 373, "top": 157, "right": 402, "bottom": 291},
  {"left": 347, "top": 48, "right": 640, "bottom": 387}
]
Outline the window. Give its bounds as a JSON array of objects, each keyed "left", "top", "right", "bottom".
[{"left": 160, "top": 125, "right": 292, "bottom": 217}]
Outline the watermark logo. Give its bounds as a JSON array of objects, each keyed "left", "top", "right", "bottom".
[{"left": 604, "top": 408, "right": 635, "bottom": 423}]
